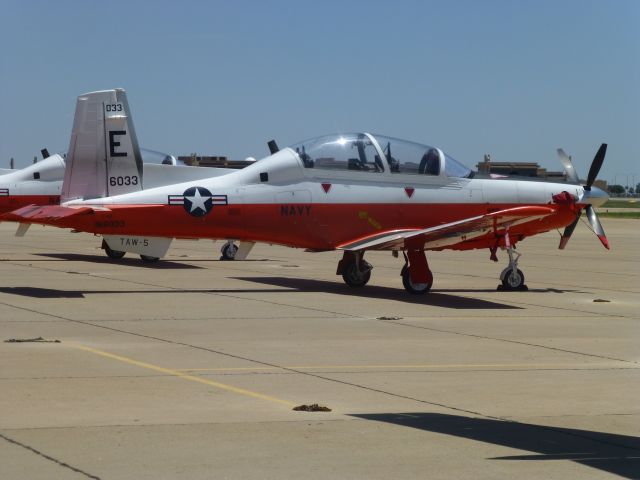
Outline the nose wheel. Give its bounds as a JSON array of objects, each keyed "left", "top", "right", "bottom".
[
  {"left": 498, "top": 246, "right": 527, "bottom": 291},
  {"left": 500, "top": 266, "right": 525, "bottom": 289}
]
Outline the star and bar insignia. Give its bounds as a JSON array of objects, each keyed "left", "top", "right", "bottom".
[
  {"left": 0, "top": 188, "right": 9, "bottom": 196},
  {"left": 168, "top": 187, "right": 227, "bottom": 217}
]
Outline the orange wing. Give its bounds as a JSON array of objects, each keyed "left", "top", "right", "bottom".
[{"left": 336, "top": 206, "right": 555, "bottom": 251}]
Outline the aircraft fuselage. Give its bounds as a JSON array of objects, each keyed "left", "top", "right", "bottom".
[{"left": 55, "top": 148, "right": 598, "bottom": 252}]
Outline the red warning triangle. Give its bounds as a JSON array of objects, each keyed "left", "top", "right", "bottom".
[
  {"left": 321, "top": 183, "right": 332, "bottom": 194},
  {"left": 405, "top": 187, "right": 415, "bottom": 198}
]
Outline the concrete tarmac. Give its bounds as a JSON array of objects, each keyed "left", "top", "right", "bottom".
[{"left": 0, "top": 220, "right": 638, "bottom": 479}]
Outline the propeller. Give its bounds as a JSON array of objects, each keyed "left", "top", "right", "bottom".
[
  {"left": 585, "top": 143, "right": 607, "bottom": 191},
  {"left": 585, "top": 204, "right": 609, "bottom": 249},
  {"left": 557, "top": 144, "right": 609, "bottom": 250},
  {"left": 558, "top": 215, "right": 580, "bottom": 250},
  {"left": 556, "top": 148, "right": 579, "bottom": 183}
]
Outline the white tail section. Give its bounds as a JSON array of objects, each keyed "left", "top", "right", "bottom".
[{"left": 62, "top": 89, "right": 143, "bottom": 202}]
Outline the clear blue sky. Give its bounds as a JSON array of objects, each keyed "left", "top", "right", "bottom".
[{"left": 1, "top": 0, "right": 638, "bottom": 186}]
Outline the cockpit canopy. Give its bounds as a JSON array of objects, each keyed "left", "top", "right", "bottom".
[{"left": 289, "top": 133, "right": 472, "bottom": 178}]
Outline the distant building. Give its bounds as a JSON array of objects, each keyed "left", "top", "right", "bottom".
[
  {"left": 476, "top": 154, "right": 567, "bottom": 180},
  {"left": 177, "top": 154, "right": 253, "bottom": 169},
  {"left": 593, "top": 179, "right": 608, "bottom": 191}
]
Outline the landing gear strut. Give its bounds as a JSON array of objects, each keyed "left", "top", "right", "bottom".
[
  {"left": 499, "top": 248, "right": 526, "bottom": 290},
  {"left": 497, "top": 228, "right": 527, "bottom": 291},
  {"left": 337, "top": 251, "right": 372, "bottom": 288}
]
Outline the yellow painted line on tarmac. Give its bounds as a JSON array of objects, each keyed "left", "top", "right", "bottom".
[
  {"left": 177, "top": 362, "right": 635, "bottom": 372},
  {"left": 70, "top": 343, "right": 296, "bottom": 408}
]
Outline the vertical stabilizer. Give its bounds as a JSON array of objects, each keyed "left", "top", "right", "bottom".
[{"left": 62, "top": 89, "right": 143, "bottom": 202}]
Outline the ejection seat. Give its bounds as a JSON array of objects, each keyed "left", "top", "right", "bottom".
[{"left": 418, "top": 148, "right": 441, "bottom": 175}]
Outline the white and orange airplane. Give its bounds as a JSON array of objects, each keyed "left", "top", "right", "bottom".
[{"left": 1, "top": 89, "right": 609, "bottom": 293}]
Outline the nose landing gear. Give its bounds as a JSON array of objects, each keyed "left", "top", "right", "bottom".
[
  {"left": 497, "top": 228, "right": 528, "bottom": 291},
  {"left": 499, "top": 247, "right": 526, "bottom": 290}
]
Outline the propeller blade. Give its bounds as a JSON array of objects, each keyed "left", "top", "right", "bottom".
[
  {"left": 558, "top": 214, "right": 580, "bottom": 250},
  {"left": 585, "top": 143, "right": 607, "bottom": 190},
  {"left": 556, "top": 148, "right": 579, "bottom": 183},
  {"left": 585, "top": 205, "right": 610, "bottom": 250}
]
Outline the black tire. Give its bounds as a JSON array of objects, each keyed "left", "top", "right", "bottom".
[
  {"left": 103, "top": 242, "right": 125, "bottom": 260},
  {"left": 140, "top": 255, "right": 160, "bottom": 263},
  {"left": 341, "top": 262, "right": 371, "bottom": 288},
  {"left": 501, "top": 268, "right": 525, "bottom": 289},
  {"left": 401, "top": 265, "right": 432, "bottom": 294},
  {"left": 221, "top": 242, "right": 238, "bottom": 261}
]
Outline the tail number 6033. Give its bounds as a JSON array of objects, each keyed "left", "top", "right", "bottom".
[{"left": 109, "top": 175, "right": 138, "bottom": 187}]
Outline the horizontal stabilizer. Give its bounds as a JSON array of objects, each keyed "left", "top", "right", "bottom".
[{"left": 1, "top": 204, "right": 97, "bottom": 225}]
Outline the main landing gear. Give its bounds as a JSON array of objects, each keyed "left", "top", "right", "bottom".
[
  {"left": 102, "top": 240, "right": 125, "bottom": 259},
  {"left": 336, "top": 249, "right": 433, "bottom": 294},
  {"left": 101, "top": 240, "right": 159, "bottom": 263},
  {"left": 220, "top": 241, "right": 239, "bottom": 261},
  {"left": 400, "top": 249, "right": 433, "bottom": 294},
  {"left": 337, "top": 251, "right": 372, "bottom": 287}
]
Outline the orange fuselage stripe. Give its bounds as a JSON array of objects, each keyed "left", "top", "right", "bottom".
[{"left": 44, "top": 202, "right": 573, "bottom": 251}]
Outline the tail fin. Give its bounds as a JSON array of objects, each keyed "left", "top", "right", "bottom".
[{"left": 62, "top": 89, "right": 143, "bottom": 202}]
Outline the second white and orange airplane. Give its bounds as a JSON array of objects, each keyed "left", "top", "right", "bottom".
[
  {"left": 2, "top": 89, "right": 609, "bottom": 293},
  {"left": 0, "top": 101, "right": 247, "bottom": 260}
]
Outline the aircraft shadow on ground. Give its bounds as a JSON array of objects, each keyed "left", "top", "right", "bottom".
[
  {"left": 0, "top": 278, "right": 520, "bottom": 308},
  {"left": 0, "top": 286, "right": 287, "bottom": 299},
  {"left": 350, "top": 413, "right": 640, "bottom": 479},
  {"left": 0, "top": 264, "right": 562, "bottom": 308},
  {"left": 30, "top": 253, "right": 202, "bottom": 269},
  {"left": 233, "top": 276, "right": 522, "bottom": 309},
  {"left": 434, "top": 287, "right": 587, "bottom": 294}
]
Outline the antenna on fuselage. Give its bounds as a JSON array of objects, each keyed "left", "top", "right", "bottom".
[{"left": 267, "top": 140, "right": 279, "bottom": 155}]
